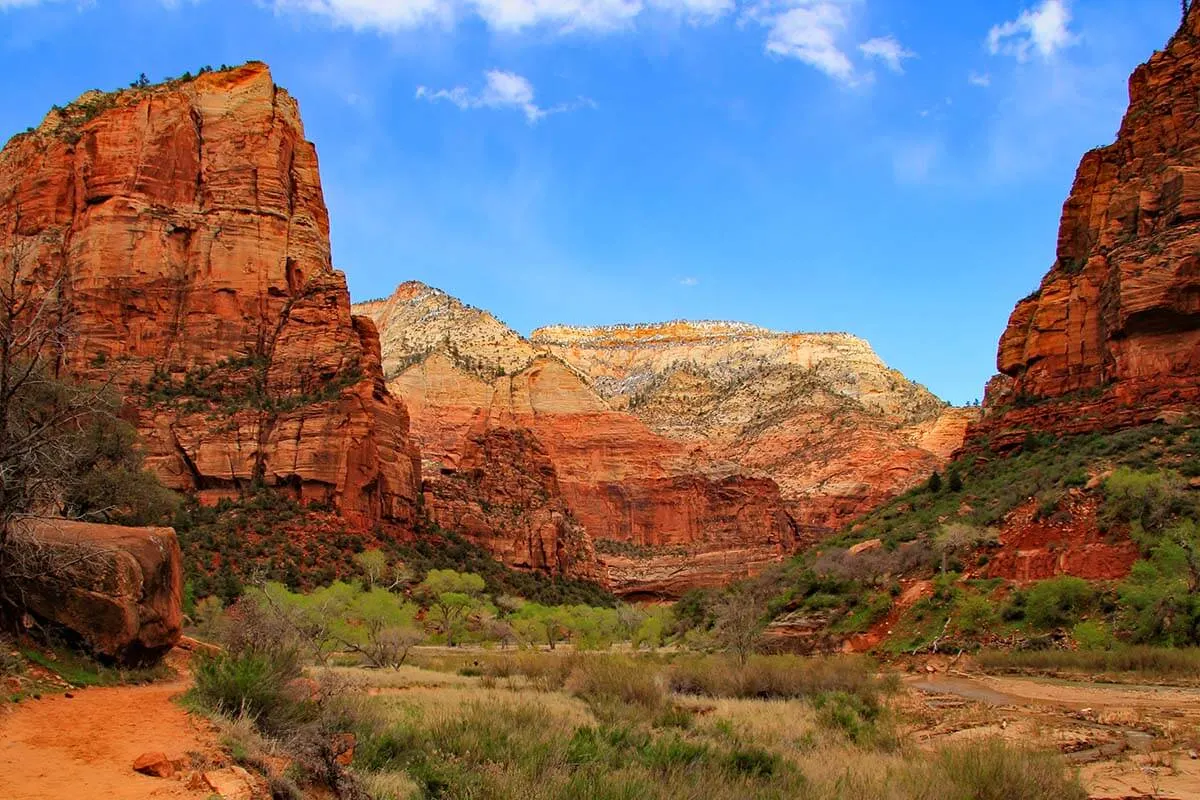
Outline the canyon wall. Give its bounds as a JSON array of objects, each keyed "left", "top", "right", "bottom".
[
  {"left": 0, "top": 63, "right": 421, "bottom": 526},
  {"left": 357, "top": 283, "right": 801, "bottom": 596},
  {"left": 973, "top": 10, "right": 1200, "bottom": 448},
  {"left": 531, "top": 322, "right": 974, "bottom": 534},
  {"left": 357, "top": 282, "right": 969, "bottom": 595}
]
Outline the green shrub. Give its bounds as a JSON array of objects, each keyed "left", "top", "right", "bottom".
[
  {"left": 1117, "top": 520, "right": 1200, "bottom": 645},
  {"left": 191, "top": 652, "right": 308, "bottom": 733},
  {"left": 952, "top": 593, "right": 998, "bottom": 638},
  {"left": 723, "top": 745, "right": 781, "bottom": 778},
  {"left": 1102, "top": 467, "right": 1188, "bottom": 531},
  {"left": 812, "top": 690, "right": 891, "bottom": 747},
  {"left": 1022, "top": 577, "right": 1096, "bottom": 630},
  {"left": 1072, "top": 620, "right": 1115, "bottom": 651}
]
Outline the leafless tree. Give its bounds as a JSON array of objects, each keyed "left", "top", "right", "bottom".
[
  {"left": 712, "top": 585, "right": 771, "bottom": 665},
  {"left": 0, "top": 233, "right": 112, "bottom": 611}
]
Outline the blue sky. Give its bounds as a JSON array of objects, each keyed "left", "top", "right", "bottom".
[{"left": 0, "top": 0, "right": 1182, "bottom": 404}]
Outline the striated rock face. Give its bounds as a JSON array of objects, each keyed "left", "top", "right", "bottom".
[
  {"left": 11, "top": 520, "right": 183, "bottom": 666},
  {"left": 356, "top": 284, "right": 801, "bottom": 596},
  {"left": 0, "top": 64, "right": 421, "bottom": 526},
  {"left": 973, "top": 11, "right": 1200, "bottom": 448},
  {"left": 422, "top": 425, "right": 604, "bottom": 583},
  {"left": 531, "top": 322, "right": 974, "bottom": 534}
]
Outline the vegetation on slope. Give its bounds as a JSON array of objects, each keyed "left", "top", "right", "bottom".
[
  {"left": 672, "top": 422, "right": 1200, "bottom": 656},
  {"left": 176, "top": 490, "right": 615, "bottom": 610}
]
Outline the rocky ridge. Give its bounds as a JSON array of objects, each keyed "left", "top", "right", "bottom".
[
  {"left": 356, "top": 282, "right": 971, "bottom": 595},
  {"left": 531, "top": 322, "right": 975, "bottom": 533},
  {"left": 973, "top": 9, "right": 1200, "bottom": 448},
  {"left": 356, "top": 284, "right": 802, "bottom": 597}
]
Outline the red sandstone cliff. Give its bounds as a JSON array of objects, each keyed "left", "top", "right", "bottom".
[
  {"left": 0, "top": 64, "right": 421, "bottom": 526},
  {"left": 974, "top": 11, "right": 1200, "bottom": 448},
  {"left": 531, "top": 323, "right": 975, "bottom": 535},
  {"left": 356, "top": 283, "right": 801, "bottom": 597}
]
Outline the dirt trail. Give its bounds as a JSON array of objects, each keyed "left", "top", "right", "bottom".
[{"left": 0, "top": 679, "right": 220, "bottom": 800}]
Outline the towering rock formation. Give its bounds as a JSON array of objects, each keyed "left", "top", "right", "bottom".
[
  {"left": 0, "top": 64, "right": 420, "bottom": 526},
  {"left": 531, "top": 323, "right": 974, "bottom": 533},
  {"left": 974, "top": 10, "right": 1200, "bottom": 448},
  {"left": 356, "top": 283, "right": 801, "bottom": 596},
  {"left": 357, "top": 282, "right": 969, "bottom": 594}
]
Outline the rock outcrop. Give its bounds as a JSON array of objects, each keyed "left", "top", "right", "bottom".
[
  {"left": 9, "top": 519, "right": 183, "bottom": 665},
  {"left": 973, "top": 11, "right": 1200, "bottom": 448},
  {"left": 0, "top": 63, "right": 420, "bottom": 526},
  {"left": 356, "top": 283, "right": 801, "bottom": 596},
  {"left": 532, "top": 322, "right": 974, "bottom": 534}
]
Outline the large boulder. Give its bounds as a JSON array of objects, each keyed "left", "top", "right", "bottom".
[{"left": 9, "top": 519, "right": 183, "bottom": 665}]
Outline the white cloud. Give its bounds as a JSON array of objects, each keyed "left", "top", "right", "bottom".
[
  {"left": 650, "top": 0, "right": 734, "bottom": 22},
  {"left": 680, "top": 276, "right": 699, "bottom": 286},
  {"left": 987, "top": 0, "right": 1076, "bottom": 62},
  {"left": 968, "top": 71, "right": 991, "bottom": 87},
  {"left": 271, "top": 0, "right": 733, "bottom": 33},
  {"left": 859, "top": 35, "right": 914, "bottom": 74},
  {"left": 271, "top": 0, "right": 453, "bottom": 30},
  {"left": 751, "top": 0, "right": 855, "bottom": 83},
  {"left": 271, "top": 0, "right": 898, "bottom": 85},
  {"left": 416, "top": 69, "right": 592, "bottom": 122}
]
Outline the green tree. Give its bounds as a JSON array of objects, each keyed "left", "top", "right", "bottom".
[
  {"left": 1118, "top": 520, "right": 1200, "bottom": 645},
  {"left": 334, "top": 586, "right": 422, "bottom": 667},
  {"left": 417, "top": 569, "right": 485, "bottom": 647},
  {"left": 632, "top": 606, "right": 673, "bottom": 650},
  {"left": 927, "top": 471, "right": 943, "bottom": 492}
]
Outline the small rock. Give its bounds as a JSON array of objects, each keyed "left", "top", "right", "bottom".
[
  {"left": 133, "top": 752, "right": 177, "bottom": 779},
  {"left": 331, "top": 732, "right": 356, "bottom": 767},
  {"left": 203, "top": 766, "right": 260, "bottom": 800},
  {"left": 64, "top": 692, "right": 74, "bottom": 699},
  {"left": 1189, "top": 749, "right": 1199, "bottom": 760},
  {"left": 848, "top": 539, "right": 883, "bottom": 557},
  {"left": 183, "top": 771, "right": 209, "bottom": 790}
]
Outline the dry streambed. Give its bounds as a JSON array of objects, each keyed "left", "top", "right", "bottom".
[{"left": 906, "top": 672, "right": 1200, "bottom": 799}]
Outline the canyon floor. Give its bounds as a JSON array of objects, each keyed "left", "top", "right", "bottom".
[
  {"left": 0, "top": 678, "right": 220, "bottom": 799},
  {"left": 5, "top": 648, "right": 1200, "bottom": 799},
  {"left": 905, "top": 670, "right": 1200, "bottom": 799}
]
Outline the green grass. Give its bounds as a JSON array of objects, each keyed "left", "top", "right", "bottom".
[{"left": 20, "top": 644, "right": 171, "bottom": 688}]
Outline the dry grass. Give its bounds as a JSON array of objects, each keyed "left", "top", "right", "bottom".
[
  {"left": 360, "top": 770, "right": 421, "bottom": 800},
  {"left": 341, "top": 652, "right": 1086, "bottom": 800},
  {"left": 977, "top": 647, "right": 1200, "bottom": 682}
]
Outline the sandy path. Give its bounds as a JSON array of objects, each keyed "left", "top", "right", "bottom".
[{"left": 0, "top": 679, "right": 220, "bottom": 800}]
